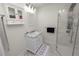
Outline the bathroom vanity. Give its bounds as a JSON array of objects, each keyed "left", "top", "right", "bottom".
[{"left": 25, "top": 31, "right": 43, "bottom": 54}]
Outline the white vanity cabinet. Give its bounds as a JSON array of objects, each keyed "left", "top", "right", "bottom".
[{"left": 25, "top": 31, "right": 43, "bottom": 54}]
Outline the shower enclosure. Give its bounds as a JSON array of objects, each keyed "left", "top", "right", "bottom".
[{"left": 56, "top": 3, "right": 79, "bottom": 56}]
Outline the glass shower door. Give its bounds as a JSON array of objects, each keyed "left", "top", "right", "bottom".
[
  {"left": 73, "top": 13, "right": 79, "bottom": 56},
  {"left": 56, "top": 9, "right": 74, "bottom": 56}
]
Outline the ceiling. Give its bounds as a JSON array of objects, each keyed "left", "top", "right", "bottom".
[
  {"left": 28, "top": 3, "right": 71, "bottom": 8},
  {"left": 30, "top": 3, "right": 48, "bottom": 8},
  {"left": 15, "top": 3, "right": 71, "bottom": 10}
]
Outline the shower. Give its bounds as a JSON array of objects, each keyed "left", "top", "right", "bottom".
[{"left": 56, "top": 3, "right": 79, "bottom": 56}]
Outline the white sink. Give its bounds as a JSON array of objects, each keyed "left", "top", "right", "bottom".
[{"left": 27, "top": 31, "right": 41, "bottom": 38}]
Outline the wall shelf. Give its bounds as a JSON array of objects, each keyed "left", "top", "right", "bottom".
[{"left": 5, "top": 4, "right": 24, "bottom": 25}]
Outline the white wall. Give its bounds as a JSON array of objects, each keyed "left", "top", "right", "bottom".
[
  {"left": 4, "top": 3, "right": 28, "bottom": 55},
  {"left": 0, "top": 3, "right": 38, "bottom": 55},
  {"left": 37, "top": 3, "right": 70, "bottom": 50}
]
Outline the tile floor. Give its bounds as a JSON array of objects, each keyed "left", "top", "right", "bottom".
[{"left": 22, "top": 46, "right": 60, "bottom": 56}]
